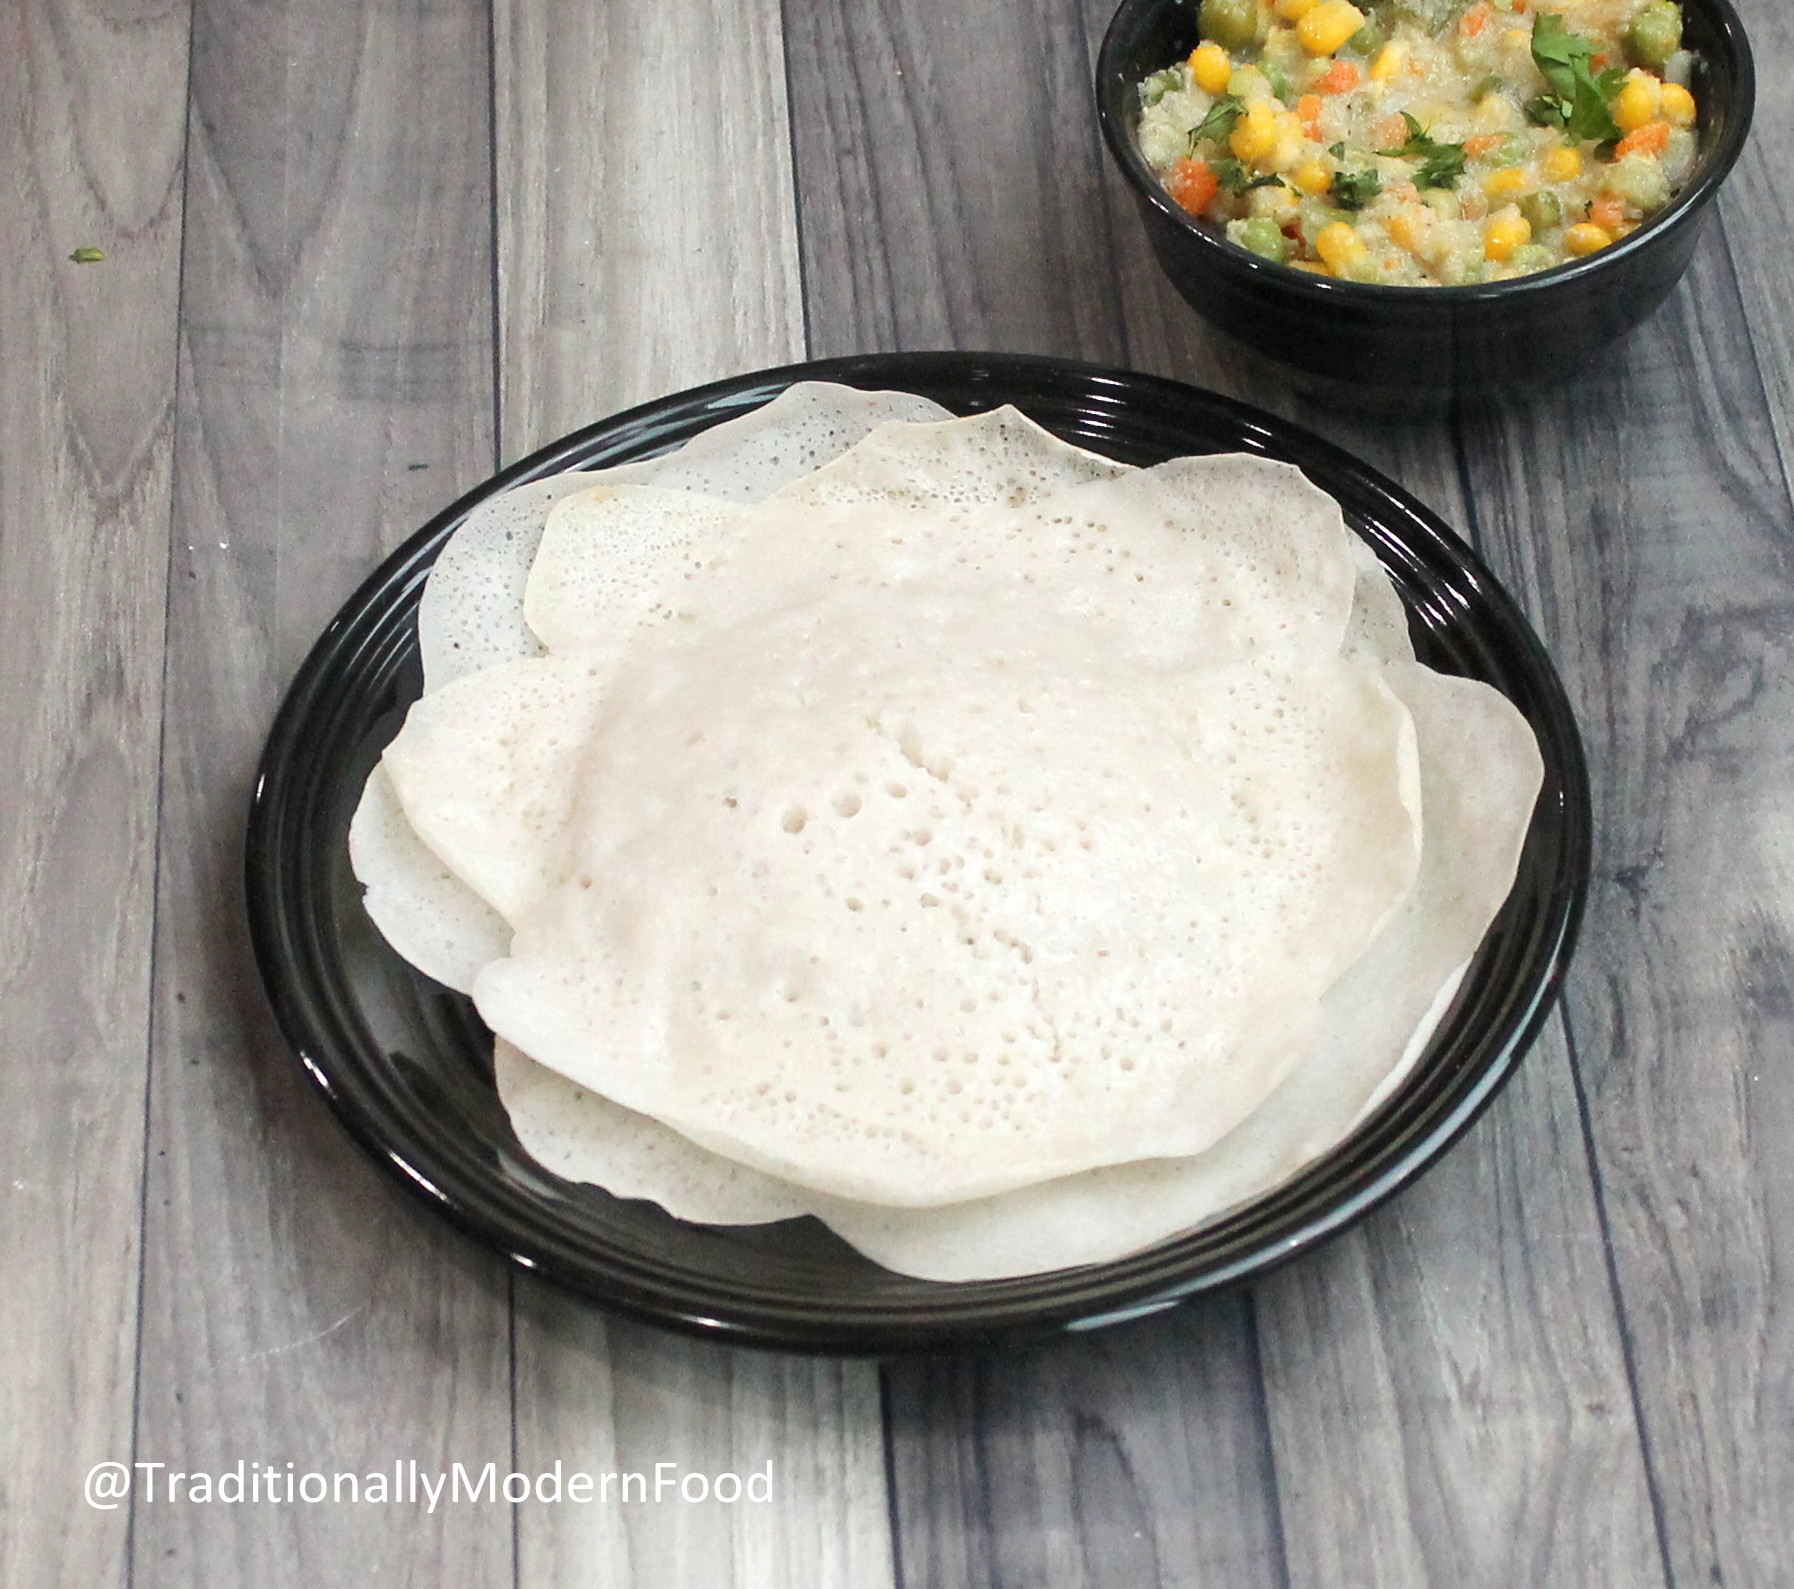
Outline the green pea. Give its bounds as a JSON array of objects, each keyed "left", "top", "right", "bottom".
[
  {"left": 1262, "top": 59, "right": 1293, "bottom": 101},
  {"left": 1198, "top": 0, "right": 1264, "bottom": 52},
  {"left": 1625, "top": 1, "right": 1682, "bottom": 69},
  {"left": 1491, "top": 134, "right": 1530, "bottom": 167},
  {"left": 1348, "top": 21, "right": 1386, "bottom": 57},
  {"left": 1520, "top": 190, "right": 1562, "bottom": 231},
  {"left": 1229, "top": 216, "right": 1292, "bottom": 262},
  {"left": 1507, "top": 242, "right": 1555, "bottom": 274}
]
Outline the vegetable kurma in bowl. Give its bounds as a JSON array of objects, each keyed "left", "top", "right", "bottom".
[{"left": 1096, "top": 0, "right": 1753, "bottom": 398}]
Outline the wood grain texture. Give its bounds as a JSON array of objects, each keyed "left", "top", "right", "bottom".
[
  {"left": 1254, "top": 1038, "right": 1665, "bottom": 1589},
  {"left": 789, "top": 3, "right": 1664, "bottom": 1583},
  {"left": 0, "top": 2, "right": 188, "bottom": 1586},
  {"left": 131, "top": 1, "right": 514, "bottom": 1583},
  {"left": 493, "top": 0, "right": 805, "bottom": 462},
  {"left": 1715, "top": 0, "right": 1794, "bottom": 476},
  {"left": 1461, "top": 228, "right": 1794, "bottom": 1589},
  {"left": 494, "top": 4, "right": 892, "bottom": 1585},
  {"left": 511, "top": 1309, "right": 893, "bottom": 1589},
  {"left": 885, "top": 1299, "right": 1286, "bottom": 1589}
]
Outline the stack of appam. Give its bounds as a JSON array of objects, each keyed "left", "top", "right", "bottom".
[{"left": 349, "top": 382, "right": 1543, "bottom": 1281}]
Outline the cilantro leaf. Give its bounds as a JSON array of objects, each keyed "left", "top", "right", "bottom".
[
  {"left": 1190, "top": 94, "right": 1244, "bottom": 150},
  {"left": 1415, "top": 145, "right": 1467, "bottom": 189},
  {"left": 1212, "top": 157, "right": 1290, "bottom": 195},
  {"left": 1377, "top": 113, "right": 1466, "bottom": 190},
  {"left": 1329, "top": 167, "right": 1384, "bottom": 210},
  {"left": 1528, "top": 13, "right": 1623, "bottom": 144}
]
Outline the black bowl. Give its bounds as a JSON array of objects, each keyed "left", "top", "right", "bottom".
[
  {"left": 246, "top": 352, "right": 1590, "bottom": 1355},
  {"left": 1096, "top": 0, "right": 1754, "bottom": 401}
]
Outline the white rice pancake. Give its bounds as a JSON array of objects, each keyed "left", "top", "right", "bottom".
[
  {"left": 819, "top": 660, "right": 1541, "bottom": 1275},
  {"left": 771, "top": 405, "right": 1129, "bottom": 513},
  {"left": 494, "top": 1038, "right": 809, "bottom": 1224},
  {"left": 1343, "top": 535, "right": 1415, "bottom": 665},
  {"left": 521, "top": 486, "right": 751, "bottom": 655},
  {"left": 380, "top": 654, "right": 613, "bottom": 925},
  {"left": 364, "top": 382, "right": 951, "bottom": 983},
  {"left": 490, "top": 655, "right": 1539, "bottom": 1277},
  {"left": 347, "top": 765, "right": 510, "bottom": 993},
  {"left": 472, "top": 515, "right": 1423, "bottom": 1204},
  {"left": 417, "top": 474, "right": 595, "bottom": 692},
  {"left": 418, "top": 382, "right": 952, "bottom": 691}
]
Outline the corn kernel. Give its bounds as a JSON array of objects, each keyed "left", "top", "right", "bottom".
[
  {"left": 1315, "top": 220, "right": 1365, "bottom": 272},
  {"left": 1190, "top": 41, "right": 1235, "bottom": 95},
  {"left": 1474, "top": 91, "right": 1520, "bottom": 131},
  {"left": 1543, "top": 145, "right": 1583, "bottom": 182},
  {"left": 1482, "top": 206, "right": 1531, "bottom": 262},
  {"left": 1271, "top": 112, "right": 1307, "bottom": 170},
  {"left": 1297, "top": 0, "right": 1365, "bottom": 56},
  {"left": 1291, "top": 157, "right": 1334, "bottom": 194},
  {"left": 1275, "top": 0, "right": 1319, "bottom": 18},
  {"left": 1660, "top": 81, "right": 1697, "bottom": 128},
  {"left": 1386, "top": 206, "right": 1426, "bottom": 251},
  {"left": 1370, "top": 41, "right": 1408, "bottom": 82},
  {"left": 1613, "top": 71, "right": 1661, "bottom": 134},
  {"left": 1564, "top": 222, "right": 1610, "bottom": 257},
  {"left": 1483, "top": 166, "right": 1529, "bottom": 201},
  {"left": 1229, "top": 101, "right": 1280, "bottom": 162}
]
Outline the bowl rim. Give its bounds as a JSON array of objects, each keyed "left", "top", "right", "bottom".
[
  {"left": 1095, "top": 0, "right": 1757, "bottom": 303},
  {"left": 245, "top": 350, "right": 1593, "bottom": 1355}
]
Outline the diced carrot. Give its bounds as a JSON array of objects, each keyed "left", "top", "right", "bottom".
[
  {"left": 1166, "top": 158, "right": 1220, "bottom": 215},
  {"left": 1590, "top": 51, "right": 1608, "bottom": 70},
  {"left": 1386, "top": 180, "right": 1419, "bottom": 203},
  {"left": 1589, "top": 195, "right": 1627, "bottom": 231},
  {"left": 1297, "top": 93, "right": 1324, "bottom": 133},
  {"left": 1464, "top": 133, "right": 1506, "bottom": 157},
  {"left": 1313, "top": 60, "right": 1360, "bottom": 95},
  {"left": 1374, "top": 112, "right": 1410, "bottom": 147},
  {"left": 1614, "top": 120, "right": 1672, "bottom": 159},
  {"left": 1460, "top": 2, "right": 1492, "bottom": 36}
]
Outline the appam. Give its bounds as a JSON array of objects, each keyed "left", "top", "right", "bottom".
[
  {"left": 373, "top": 411, "right": 1430, "bottom": 1205},
  {"left": 357, "top": 382, "right": 952, "bottom": 989},
  {"left": 491, "top": 657, "right": 1538, "bottom": 1275}
]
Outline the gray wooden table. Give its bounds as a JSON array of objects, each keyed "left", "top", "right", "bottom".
[{"left": 4, "top": 1, "right": 1789, "bottom": 1584}]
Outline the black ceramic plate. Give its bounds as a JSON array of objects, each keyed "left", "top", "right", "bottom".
[{"left": 246, "top": 351, "right": 1590, "bottom": 1355}]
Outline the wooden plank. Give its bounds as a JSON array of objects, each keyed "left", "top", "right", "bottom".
[
  {"left": 493, "top": 0, "right": 806, "bottom": 462},
  {"left": 1460, "top": 227, "right": 1794, "bottom": 1588},
  {"left": 1715, "top": 0, "right": 1794, "bottom": 473},
  {"left": 0, "top": 3, "right": 189, "bottom": 1587},
  {"left": 130, "top": 1, "right": 515, "bottom": 1583},
  {"left": 789, "top": 1, "right": 1663, "bottom": 1580},
  {"left": 512, "top": 1313, "right": 893, "bottom": 1589},
  {"left": 884, "top": 1300, "right": 1286, "bottom": 1589},
  {"left": 1254, "top": 1036, "right": 1665, "bottom": 1588},
  {"left": 493, "top": 6, "right": 891, "bottom": 1587}
]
